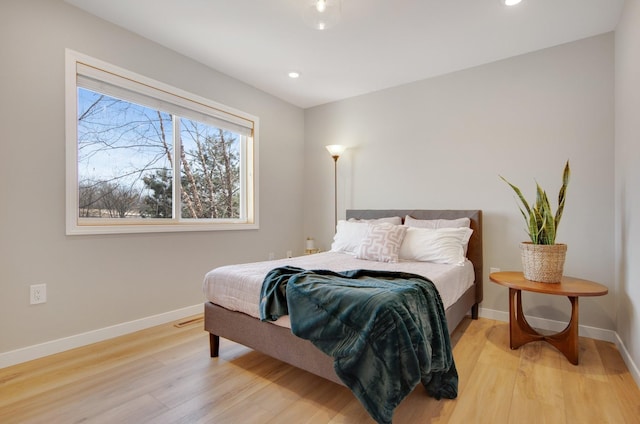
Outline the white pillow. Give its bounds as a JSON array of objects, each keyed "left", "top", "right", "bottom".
[
  {"left": 404, "top": 215, "right": 472, "bottom": 255},
  {"left": 404, "top": 215, "right": 471, "bottom": 229},
  {"left": 356, "top": 223, "right": 408, "bottom": 263},
  {"left": 399, "top": 227, "right": 473, "bottom": 265},
  {"left": 330, "top": 220, "right": 369, "bottom": 254},
  {"left": 348, "top": 216, "right": 403, "bottom": 225}
]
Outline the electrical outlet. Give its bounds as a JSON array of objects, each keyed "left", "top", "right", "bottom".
[
  {"left": 30, "top": 284, "right": 47, "bottom": 305},
  {"left": 268, "top": 252, "right": 275, "bottom": 260},
  {"left": 489, "top": 267, "right": 501, "bottom": 274},
  {"left": 286, "top": 250, "right": 292, "bottom": 258}
]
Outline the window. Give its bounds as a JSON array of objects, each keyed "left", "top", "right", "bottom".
[{"left": 65, "top": 50, "right": 258, "bottom": 234}]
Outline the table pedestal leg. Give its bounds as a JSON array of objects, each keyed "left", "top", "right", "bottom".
[{"left": 508, "top": 288, "right": 580, "bottom": 365}]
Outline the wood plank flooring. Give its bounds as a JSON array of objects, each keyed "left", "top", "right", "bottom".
[{"left": 1, "top": 316, "right": 638, "bottom": 423}]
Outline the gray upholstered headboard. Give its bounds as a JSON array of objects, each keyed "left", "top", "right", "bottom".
[{"left": 346, "top": 209, "right": 483, "bottom": 305}]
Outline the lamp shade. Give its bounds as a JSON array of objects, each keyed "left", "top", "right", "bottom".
[
  {"left": 303, "top": 0, "right": 342, "bottom": 30},
  {"left": 325, "top": 144, "right": 346, "bottom": 158}
]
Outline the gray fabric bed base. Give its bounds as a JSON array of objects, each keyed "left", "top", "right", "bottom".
[{"left": 204, "top": 283, "right": 477, "bottom": 386}]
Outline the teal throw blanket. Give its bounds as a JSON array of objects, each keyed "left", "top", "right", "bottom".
[{"left": 259, "top": 266, "right": 458, "bottom": 424}]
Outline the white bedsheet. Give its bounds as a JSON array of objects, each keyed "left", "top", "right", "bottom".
[{"left": 202, "top": 251, "right": 475, "bottom": 328}]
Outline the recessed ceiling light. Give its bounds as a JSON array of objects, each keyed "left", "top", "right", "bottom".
[
  {"left": 504, "top": 0, "right": 522, "bottom": 5},
  {"left": 288, "top": 71, "right": 301, "bottom": 79},
  {"left": 303, "top": 0, "right": 342, "bottom": 31}
]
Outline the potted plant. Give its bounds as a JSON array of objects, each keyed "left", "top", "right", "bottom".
[{"left": 500, "top": 160, "right": 570, "bottom": 283}]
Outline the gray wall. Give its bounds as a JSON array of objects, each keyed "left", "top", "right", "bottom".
[
  {"left": 615, "top": 0, "right": 640, "bottom": 375},
  {"left": 304, "top": 34, "right": 616, "bottom": 330},
  {"left": 0, "top": 0, "right": 305, "bottom": 352}
]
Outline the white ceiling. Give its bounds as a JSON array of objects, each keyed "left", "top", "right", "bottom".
[{"left": 65, "top": 0, "right": 624, "bottom": 109}]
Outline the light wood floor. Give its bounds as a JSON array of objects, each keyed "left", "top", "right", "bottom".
[{"left": 1, "top": 316, "right": 639, "bottom": 423}]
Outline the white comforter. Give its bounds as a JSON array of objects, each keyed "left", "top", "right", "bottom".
[{"left": 203, "top": 251, "right": 474, "bottom": 328}]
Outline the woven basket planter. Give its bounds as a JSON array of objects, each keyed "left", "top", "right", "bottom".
[{"left": 520, "top": 242, "right": 567, "bottom": 283}]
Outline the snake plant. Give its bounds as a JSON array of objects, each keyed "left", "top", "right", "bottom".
[{"left": 500, "top": 160, "right": 570, "bottom": 245}]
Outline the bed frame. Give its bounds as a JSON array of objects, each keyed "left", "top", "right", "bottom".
[{"left": 204, "top": 209, "right": 483, "bottom": 386}]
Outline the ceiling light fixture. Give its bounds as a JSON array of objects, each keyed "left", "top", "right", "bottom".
[
  {"left": 288, "top": 71, "right": 301, "bottom": 79},
  {"left": 504, "top": 0, "right": 522, "bottom": 6},
  {"left": 303, "top": 0, "right": 342, "bottom": 31}
]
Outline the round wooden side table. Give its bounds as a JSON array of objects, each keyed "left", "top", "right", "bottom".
[{"left": 489, "top": 271, "right": 608, "bottom": 365}]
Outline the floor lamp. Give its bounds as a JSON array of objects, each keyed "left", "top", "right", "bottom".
[{"left": 326, "top": 144, "right": 346, "bottom": 231}]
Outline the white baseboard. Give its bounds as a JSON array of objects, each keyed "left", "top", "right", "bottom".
[
  {"left": 614, "top": 332, "right": 640, "bottom": 389},
  {"left": 0, "top": 304, "right": 202, "bottom": 369},
  {"left": 478, "top": 307, "right": 617, "bottom": 342},
  {"left": 479, "top": 307, "right": 640, "bottom": 388},
  {"left": 3, "top": 304, "right": 639, "bottom": 391}
]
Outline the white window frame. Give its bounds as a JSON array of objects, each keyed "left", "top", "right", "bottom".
[{"left": 65, "top": 49, "right": 259, "bottom": 235}]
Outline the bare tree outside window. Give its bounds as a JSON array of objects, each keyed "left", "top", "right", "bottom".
[
  {"left": 77, "top": 88, "right": 241, "bottom": 221},
  {"left": 179, "top": 120, "right": 240, "bottom": 219}
]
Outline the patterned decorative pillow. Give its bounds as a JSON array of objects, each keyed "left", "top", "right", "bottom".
[{"left": 355, "top": 223, "right": 408, "bottom": 263}]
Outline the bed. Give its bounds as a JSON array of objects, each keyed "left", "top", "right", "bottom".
[{"left": 203, "top": 209, "right": 483, "bottom": 389}]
